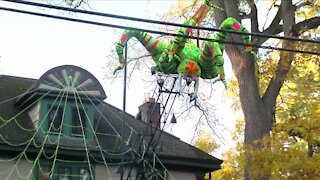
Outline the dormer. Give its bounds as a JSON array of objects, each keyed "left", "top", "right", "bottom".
[{"left": 15, "top": 65, "right": 107, "bottom": 141}]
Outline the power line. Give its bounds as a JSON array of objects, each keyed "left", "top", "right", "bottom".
[
  {"left": 3, "top": 0, "right": 320, "bottom": 45},
  {"left": 0, "top": 5, "right": 319, "bottom": 56}
]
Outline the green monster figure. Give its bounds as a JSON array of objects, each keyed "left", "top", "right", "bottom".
[{"left": 114, "top": 0, "right": 253, "bottom": 100}]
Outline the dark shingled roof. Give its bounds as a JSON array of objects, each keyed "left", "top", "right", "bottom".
[{"left": 0, "top": 73, "right": 222, "bottom": 172}]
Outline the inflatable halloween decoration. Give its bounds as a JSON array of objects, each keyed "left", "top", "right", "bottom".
[{"left": 114, "top": 0, "right": 253, "bottom": 100}]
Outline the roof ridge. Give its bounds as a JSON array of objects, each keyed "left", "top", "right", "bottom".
[
  {"left": 0, "top": 74, "right": 37, "bottom": 81},
  {"left": 102, "top": 101, "right": 181, "bottom": 140}
]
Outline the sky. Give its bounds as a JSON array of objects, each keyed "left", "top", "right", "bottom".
[
  {"left": 0, "top": 0, "right": 177, "bottom": 112},
  {"left": 0, "top": 0, "right": 237, "bottom": 158}
]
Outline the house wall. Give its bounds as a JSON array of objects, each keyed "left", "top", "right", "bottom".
[
  {"left": 0, "top": 160, "right": 198, "bottom": 180},
  {"left": 169, "top": 171, "right": 197, "bottom": 180},
  {"left": 96, "top": 164, "right": 197, "bottom": 180},
  {"left": 95, "top": 165, "right": 121, "bottom": 180},
  {"left": 0, "top": 160, "right": 33, "bottom": 180},
  {"left": 28, "top": 102, "right": 40, "bottom": 129}
]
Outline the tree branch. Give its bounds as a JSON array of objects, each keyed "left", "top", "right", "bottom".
[
  {"left": 212, "top": 0, "right": 228, "bottom": 25},
  {"left": 294, "top": 1, "right": 313, "bottom": 10},
  {"left": 258, "top": 4, "right": 282, "bottom": 46},
  {"left": 239, "top": 13, "right": 251, "bottom": 20},
  {"left": 223, "top": 0, "right": 241, "bottom": 21},
  {"left": 263, "top": 2, "right": 320, "bottom": 111},
  {"left": 291, "top": 16, "right": 320, "bottom": 37},
  {"left": 245, "top": 0, "right": 259, "bottom": 34}
]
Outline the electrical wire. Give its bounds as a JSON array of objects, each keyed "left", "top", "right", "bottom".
[
  {"left": 0, "top": 5, "right": 319, "bottom": 55},
  {"left": 0, "top": 0, "right": 319, "bottom": 178},
  {"left": 3, "top": 0, "right": 320, "bottom": 45}
]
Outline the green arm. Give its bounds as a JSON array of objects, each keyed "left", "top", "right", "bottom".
[
  {"left": 213, "top": 17, "right": 254, "bottom": 55},
  {"left": 114, "top": 28, "right": 165, "bottom": 74}
]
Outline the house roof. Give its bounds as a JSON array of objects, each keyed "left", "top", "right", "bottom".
[{"left": 0, "top": 69, "right": 222, "bottom": 172}]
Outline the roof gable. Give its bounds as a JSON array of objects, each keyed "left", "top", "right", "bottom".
[
  {"left": 0, "top": 68, "right": 222, "bottom": 171},
  {"left": 15, "top": 65, "right": 107, "bottom": 108}
]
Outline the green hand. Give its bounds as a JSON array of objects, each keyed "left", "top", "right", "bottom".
[
  {"left": 220, "top": 78, "right": 228, "bottom": 90},
  {"left": 113, "top": 64, "right": 124, "bottom": 75},
  {"left": 243, "top": 46, "right": 256, "bottom": 56},
  {"left": 168, "top": 52, "right": 180, "bottom": 63},
  {"left": 243, "top": 49, "right": 256, "bottom": 56},
  {"left": 159, "top": 49, "right": 181, "bottom": 63}
]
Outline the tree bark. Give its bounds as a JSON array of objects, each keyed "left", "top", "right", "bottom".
[
  {"left": 212, "top": 0, "right": 320, "bottom": 179},
  {"left": 214, "top": 0, "right": 274, "bottom": 148}
]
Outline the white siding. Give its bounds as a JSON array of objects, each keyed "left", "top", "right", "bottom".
[
  {"left": 95, "top": 164, "right": 197, "bottom": 180},
  {"left": 28, "top": 102, "right": 40, "bottom": 128},
  {"left": 95, "top": 165, "right": 131, "bottom": 180},
  {"left": 169, "top": 171, "right": 197, "bottom": 180},
  {"left": 0, "top": 160, "right": 197, "bottom": 180},
  {"left": 0, "top": 159, "right": 33, "bottom": 180}
]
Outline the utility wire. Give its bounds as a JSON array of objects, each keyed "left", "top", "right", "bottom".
[
  {"left": 0, "top": 6, "right": 319, "bottom": 56},
  {"left": 3, "top": 0, "right": 320, "bottom": 46}
]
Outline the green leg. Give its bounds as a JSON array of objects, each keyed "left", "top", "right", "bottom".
[{"left": 114, "top": 29, "right": 166, "bottom": 74}]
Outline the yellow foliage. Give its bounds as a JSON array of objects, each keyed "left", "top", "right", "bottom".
[
  {"left": 160, "top": 1, "right": 320, "bottom": 179},
  {"left": 160, "top": 0, "right": 198, "bottom": 23},
  {"left": 213, "top": 50, "right": 320, "bottom": 179},
  {"left": 211, "top": 147, "right": 244, "bottom": 180},
  {"left": 193, "top": 131, "right": 220, "bottom": 153}
]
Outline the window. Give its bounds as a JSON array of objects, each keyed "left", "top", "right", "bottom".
[
  {"left": 36, "top": 163, "right": 94, "bottom": 180},
  {"left": 48, "top": 106, "right": 63, "bottom": 133},
  {"left": 38, "top": 166, "right": 50, "bottom": 180},
  {"left": 72, "top": 108, "right": 87, "bottom": 136},
  {"left": 41, "top": 100, "right": 93, "bottom": 140},
  {"left": 78, "top": 167, "right": 92, "bottom": 180},
  {"left": 57, "top": 166, "right": 72, "bottom": 180}
]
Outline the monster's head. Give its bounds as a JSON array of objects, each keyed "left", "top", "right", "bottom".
[
  {"left": 178, "top": 60, "right": 201, "bottom": 84},
  {"left": 177, "top": 60, "right": 201, "bottom": 101}
]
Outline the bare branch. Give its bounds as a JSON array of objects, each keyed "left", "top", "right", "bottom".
[
  {"left": 263, "top": 15, "right": 320, "bottom": 106},
  {"left": 73, "top": 0, "right": 84, "bottom": 9},
  {"left": 291, "top": 17, "right": 320, "bottom": 37},
  {"left": 294, "top": 1, "right": 313, "bottom": 10},
  {"left": 258, "top": 4, "right": 282, "bottom": 45},
  {"left": 245, "top": 0, "right": 259, "bottom": 33},
  {"left": 262, "top": 1, "right": 276, "bottom": 31},
  {"left": 223, "top": 0, "right": 241, "bottom": 21}
]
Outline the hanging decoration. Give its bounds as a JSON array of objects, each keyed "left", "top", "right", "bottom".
[{"left": 114, "top": 0, "right": 254, "bottom": 100}]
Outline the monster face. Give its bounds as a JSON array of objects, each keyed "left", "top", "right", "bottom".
[
  {"left": 178, "top": 60, "right": 201, "bottom": 100},
  {"left": 178, "top": 61, "right": 201, "bottom": 82}
]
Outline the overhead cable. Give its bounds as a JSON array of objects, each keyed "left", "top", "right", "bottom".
[
  {"left": 0, "top": 6, "right": 319, "bottom": 56},
  {"left": 3, "top": 0, "right": 320, "bottom": 45}
]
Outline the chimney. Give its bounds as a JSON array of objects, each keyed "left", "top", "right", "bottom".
[{"left": 138, "top": 97, "right": 160, "bottom": 128}]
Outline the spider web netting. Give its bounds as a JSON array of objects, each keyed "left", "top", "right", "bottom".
[{"left": 0, "top": 78, "right": 173, "bottom": 180}]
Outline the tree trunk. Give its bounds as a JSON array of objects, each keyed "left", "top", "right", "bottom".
[
  {"left": 213, "top": 1, "right": 275, "bottom": 179},
  {"left": 225, "top": 41, "right": 274, "bottom": 179},
  {"left": 213, "top": 0, "right": 275, "bottom": 148},
  {"left": 212, "top": 0, "right": 320, "bottom": 179},
  {"left": 225, "top": 48, "right": 274, "bottom": 149}
]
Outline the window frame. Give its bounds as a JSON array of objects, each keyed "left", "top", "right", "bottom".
[
  {"left": 71, "top": 107, "right": 87, "bottom": 137},
  {"left": 37, "top": 164, "right": 51, "bottom": 180},
  {"left": 39, "top": 99, "right": 94, "bottom": 140},
  {"left": 56, "top": 165, "right": 72, "bottom": 180},
  {"left": 47, "top": 105, "right": 64, "bottom": 134},
  {"left": 34, "top": 161, "right": 95, "bottom": 180}
]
